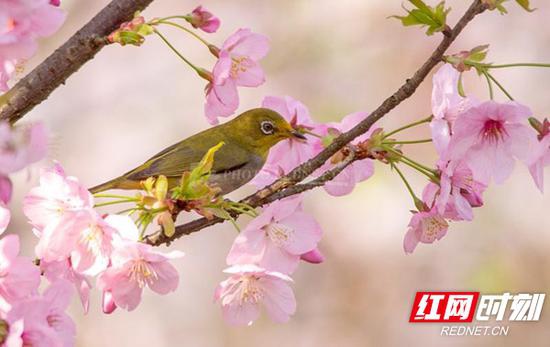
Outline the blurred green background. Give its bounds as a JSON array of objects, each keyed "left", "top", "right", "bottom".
[{"left": 7, "top": 0, "right": 550, "bottom": 346}]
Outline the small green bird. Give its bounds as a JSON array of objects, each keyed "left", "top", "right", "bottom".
[{"left": 89, "top": 108, "right": 306, "bottom": 194}]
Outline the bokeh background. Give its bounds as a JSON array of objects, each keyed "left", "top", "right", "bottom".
[{"left": 6, "top": 0, "right": 550, "bottom": 346}]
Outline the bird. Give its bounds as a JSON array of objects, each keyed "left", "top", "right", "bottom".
[{"left": 89, "top": 108, "right": 306, "bottom": 195}]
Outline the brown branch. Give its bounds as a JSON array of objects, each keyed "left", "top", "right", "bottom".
[
  {"left": 144, "top": 0, "right": 488, "bottom": 247},
  {"left": 0, "top": 0, "right": 156, "bottom": 124}
]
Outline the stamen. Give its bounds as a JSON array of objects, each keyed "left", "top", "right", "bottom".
[
  {"left": 481, "top": 119, "right": 508, "bottom": 143},
  {"left": 129, "top": 259, "right": 158, "bottom": 288},
  {"left": 264, "top": 222, "right": 294, "bottom": 247},
  {"left": 239, "top": 276, "right": 264, "bottom": 305}
]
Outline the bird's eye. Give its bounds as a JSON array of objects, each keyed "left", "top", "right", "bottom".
[{"left": 260, "top": 121, "right": 275, "bottom": 135}]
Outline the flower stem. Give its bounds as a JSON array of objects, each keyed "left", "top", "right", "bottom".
[
  {"left": 486, "top": 63, "right": 550, "bottom": 69},
  {"left": 152, "top": 19, "right": 212, "bottom": 47},
  {"left": 93, "top": 193, "right": 138, "bottom": 200},
  {"left": 391, "top": 163, "right": 421, "bottom": 206},
  {"left": 485, "top": 71, "right": 514, "bottom": 101},
  {"left": 383, "top": 115, "right": 433, "bottom": 139},
  {"left": 482, "top": 70, "right": 494, "bottom": 100},
  {"left": 383, "top": 139, "right": 432, "bottom": 145},
  {"left": 153, "top": 29, "right": 204, "bottom": 75},
  {"left": 384, "top": 146, "right": 437, "bottom": 176},
  {"left": 94, "top": 199, "right": 136, "bottom": 208}
]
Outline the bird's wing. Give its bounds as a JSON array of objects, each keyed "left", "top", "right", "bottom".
[{"left": 124, "top": 138, "right": 252, "bottom": 181}]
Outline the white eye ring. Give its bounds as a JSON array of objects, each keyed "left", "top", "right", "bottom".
[{"left": 260, "top": 121, "right": 275, "bottom": 135}]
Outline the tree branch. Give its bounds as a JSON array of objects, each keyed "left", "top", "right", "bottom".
[
  {"left": 0, "top": 0, "right": 156, "bottom": 124},
  {"left": 144, "top": 0, "right": 488, "bottom": 247}
]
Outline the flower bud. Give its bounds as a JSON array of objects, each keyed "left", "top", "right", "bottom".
[
  {"left": 102, "top": 290, "right": 117, "bottom": 314},
  {"left": 0, "top": 176, "right": 12, "bottom": 203},
  {"left": 301, "top": 248, "right": 325, "bottom": 264},
  {"left": 186, "top": 6, "right": 221, "bottom": 33}
]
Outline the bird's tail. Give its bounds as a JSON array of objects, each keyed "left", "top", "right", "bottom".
[{"left": 89, "top": 177, "right": 140, "bottom": 194}]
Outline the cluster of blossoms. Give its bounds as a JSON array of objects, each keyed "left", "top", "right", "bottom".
[
  {"left": 0, "top": 121, "right": 184, "bottom": 345},
  {"left": 25, "top": 163, "right": 184, "bottom": 313},
  {"left": 0, "top": 0, "right": 65, "bottom": 91},
  {"left": 106, "top": 6, "right": 268, "bottom": 125},
  {"left": 403, "top": 63, "right": 549, "bottom": 252}
]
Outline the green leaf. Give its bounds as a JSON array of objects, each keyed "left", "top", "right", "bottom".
[
  {"left": 515, "top": 0, "right": 535, "bottom": 12},
  {"left": 392, "top": 0, "right": 450, "bottom": 36}
]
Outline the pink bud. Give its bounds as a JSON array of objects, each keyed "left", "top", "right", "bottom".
[
  {"left": 102, "top": 290, "right": 117, "bottom": 314},
  {"left": 187, "top": 6, "right": 220, "bottom": 33},
  {"left": 50, "top": 0, "right": 61, "bottom": 6},
  {"left": 0, "top": 176, "right": 12, "bottom": 204},
  {"left": 300, "top": 248, "right": 325, "bottom": 264}
]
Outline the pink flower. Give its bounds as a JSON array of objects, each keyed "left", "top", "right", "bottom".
[
  {"left": 23, "top": 162, "right": 93, "bottom": 231},
  {"left": 528, "top": 133, "right": 550, "bottom": 192},
  {"left": 430, "top": 64, "right": 476, "bottom": 154},
  {"left": 6, "top": 280, "right": 75, "bottom": 347},
  {"left": 403, "top": 207, "right": 449, "bottom": 254},
  {"left": 446, "top": 101, "right": 536, "bottom": 184},
  {"left": 221, "top": 28, "right": 269, "bottom": 87},
  {"left": 318, "top": 112, "right": 376, "bottom": 196},
  {"left": 0, "top": 0, "right": 65, "bottom": 91},
  {"left": 0, "top": 175, "right": 12, "bottom": 203},
  {"left": 96, "top": 218, "right": 184, "bottom": 311},
  {"left": 0, "top": 121, "right": 48, "bottom": 175},
  {"left": 187, "top": 5, "right": 220, "bottom": 33},
  {"left": 434, "top": 160, "right": 486, "bottom": 221},
  {"left": 0, "top": 234, "right": 41, "bottom": 301},
  {"left": 41, "top": 259, "right": 91, "bottom": 313},
  {"left": 227, "top": 196, "right": 322, "bottom": 274},
  {"left": 251, "top": 96, "right": 321, "bottom": 187},
  {"left": 0, "top": 202, "right": 9, "bottom": 234},
  {"left": 35, "top": 210, "right": 115, "bottom": 276},
  {"left": 214, "top": 264, "right": 296, "bottom": 326},
  {"left": 204, "top": 29, "right": 270, "bottom": 124},
  {"left": 204, "top": 50, "right": 239, "bottom": 124}
]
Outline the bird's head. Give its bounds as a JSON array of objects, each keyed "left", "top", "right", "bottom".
[{"left": 227, "top": 108, "right": 306, "bottom": 156}]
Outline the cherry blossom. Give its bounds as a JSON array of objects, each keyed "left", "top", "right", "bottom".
[
  {"left": 96, "top": 216, "right": 184, "bottom": 312},
  {"left": 0, "top": 121, "right": 48, "bottom": 176},
  {"left": 0, "top": 0, "right": 65, "bottom": 91},
  {"left": 23, "top": 162, "right": 93, "bottom": 232},
  {"left": 0, "top": 234, "right": 41, "bottom": 301},
  {"left": 403, "top": 207, "right": 449, "bottom": 254},
  {"left": 214, "top": 264, "right": 296, "bottom": 326},
  {"left": 446, "top": 101, "right": 536, "bottom": 184},
  {"left": 434, "top": 160, "right": 486, "bottom": 221},
  {"left": 205, "top": 29, "right": 270, "bottom": 124},
  {"left": 227, "top": 196, "right": 322, "bottom": 274},
  {"left": 41, "top": 259, "right": 91, "bottom": 312},
  {"left": 5, "top": 280, "right": 75, "bottom": 347},
  {"left": 35, "top": 210, "right": 116, "bottom": 276},
  {"left": 317, "top": 112, "right": 375, "bottom": 196}
]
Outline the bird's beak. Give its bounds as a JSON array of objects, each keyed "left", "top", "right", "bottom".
[{"left": 290, "top": 129, "right": 307, "bottom": 142}]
